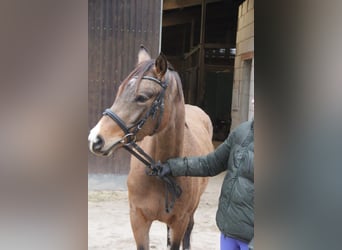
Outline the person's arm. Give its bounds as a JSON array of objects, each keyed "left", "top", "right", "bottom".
[{"left": 165, "top": 132, "right": 236, "bottom": 177}]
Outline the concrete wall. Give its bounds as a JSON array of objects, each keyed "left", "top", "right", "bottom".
[{"left": 231, "top": 0, "right": 254, "bottom": 129}]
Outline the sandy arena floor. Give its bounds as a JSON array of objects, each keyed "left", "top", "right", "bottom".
[{"left": 88, "top": 172, "right": 225, "bottom": 250}]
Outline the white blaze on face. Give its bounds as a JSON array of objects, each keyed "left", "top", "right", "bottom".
[
  {"left": 128, "top": 78, "right": 136, "bottom": 86},
  {"left": 88, "top": 122, "right": 101, "bottom": 151}
]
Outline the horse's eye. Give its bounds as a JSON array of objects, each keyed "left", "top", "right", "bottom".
[{"left": 135, "top": 95, "right": 149, "bottom": 103}]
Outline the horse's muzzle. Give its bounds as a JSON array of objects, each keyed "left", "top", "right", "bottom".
[
  {"left": 92, "top": 135, "right": 104, "bottom": 152},
  {"left": 88, "top": 135, "right": 124, "bottom": 157}
]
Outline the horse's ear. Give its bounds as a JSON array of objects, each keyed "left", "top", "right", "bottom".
[
  {"left": 155, "top": 52, "right": 167, "bottom": 78},
  {"left": 138, "top": 45, "right": 151, "bottom": 64}
]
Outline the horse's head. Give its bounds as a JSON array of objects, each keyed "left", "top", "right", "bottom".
[{"left": 88, "top": 46, "right": 183, "bottom": 156}]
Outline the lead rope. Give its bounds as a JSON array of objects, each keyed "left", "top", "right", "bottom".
[{"left": 123, "top": 142, "right": 182, "bottom": 213}]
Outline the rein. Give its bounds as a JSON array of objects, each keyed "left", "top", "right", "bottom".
[{"left": 102, "top": 75, "right": 182, "bottom": 213}]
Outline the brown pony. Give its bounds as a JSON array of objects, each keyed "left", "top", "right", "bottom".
[{"left": 88, "top": 47, "right": 214, "bottom": 250}]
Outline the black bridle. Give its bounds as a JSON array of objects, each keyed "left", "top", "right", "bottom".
[{"left": 102, "top": 75, "right": 182, "bottom": 213}]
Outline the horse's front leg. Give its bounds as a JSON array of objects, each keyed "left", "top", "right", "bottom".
[
  {"left": 130, "top": 208, "right": 152, "bottom": 250},
  {"left": 182, "top": 214, "right": 194, "bottom": 250},
  {"left": 168, "top": 216, "right": 190, "bottom": 250}
]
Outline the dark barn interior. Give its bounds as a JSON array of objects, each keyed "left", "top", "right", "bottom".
[{"left": 162, "top": 0, "right": 242, "bottom": 140}]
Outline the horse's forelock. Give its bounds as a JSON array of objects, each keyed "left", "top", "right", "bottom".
[
  {"left": 117, "top": 59, "right": 183, "bottom": 102},
  {"left": 117, "top": 60, "right": 155, "bottom": 96},
  {"left": 135, "top": 60, "right": 155, "bottom": 92}
]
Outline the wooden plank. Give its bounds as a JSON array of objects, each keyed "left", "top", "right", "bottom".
[
  {"left": 205, "top": 64, "right": 234, "bottom": 72},
  {"left": 162, "top": 9, "right": 198, "bottom": 27},
  {"left": 163, "top": 0, "right": 222, "bottom": 10},
  {"left": 204, "top": 43, "right": 234, "bottom": 48},
  {"left": 240, "top": 51, "right": 254, "bottom": 60},
  {"left": 197, "top": 0, "right": 206, "bottom": 106},
  {"left": 183, "top": 44, "right": 200, "bottom": 59}
]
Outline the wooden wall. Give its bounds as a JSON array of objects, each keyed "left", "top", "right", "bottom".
[{"left": 88, "top": 0, "right": 162, "bottom": 174}]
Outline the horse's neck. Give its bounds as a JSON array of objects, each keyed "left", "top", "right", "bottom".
[
  {"left": 146, "top": 71, "right": 186, "bottom": 162},
  {"left": 151, "top": 105, "right": 185, "bottom": 162}
]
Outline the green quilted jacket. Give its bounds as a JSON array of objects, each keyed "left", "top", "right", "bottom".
[{"left": 167, "top": 120, "right": 254, "bottom": 242}]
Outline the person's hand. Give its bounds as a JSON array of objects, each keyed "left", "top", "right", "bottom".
[{"left": 157, "top": 163, "right": 172, "bottom": 178}]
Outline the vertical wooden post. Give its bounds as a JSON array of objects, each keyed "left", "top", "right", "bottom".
[
  {"left": 198, "top": 0, "right": 206, "bottom": 106},
  {"left": 190, "top": 19, "right": 195, "bottom": 49},
  {"left": 189, "top": 18, "right": 195, "bottom": 67},
  {"left": 182, "top": 25, "right": 187, "bottom": 55}
]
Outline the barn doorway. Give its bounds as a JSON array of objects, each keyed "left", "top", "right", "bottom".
[{"left": 161, "top": 0, "right": 242, "bottom": 140}]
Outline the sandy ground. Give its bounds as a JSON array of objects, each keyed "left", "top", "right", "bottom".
[{"left": 88, "top": 172, "right": 226, "bottom": 250}]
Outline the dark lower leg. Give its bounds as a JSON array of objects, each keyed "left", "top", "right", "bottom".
[
  {"left": 182, "top": 215, "right": 194, "bottom": 249},
  {"left": 167, "top": 226, "right": 171, "bottom": 248},
  {"left": 170, "top": 242, "right": 180, "bottom": 250},
  {"left": 169, "top": 217, "right": 190, "bottom": 250}
]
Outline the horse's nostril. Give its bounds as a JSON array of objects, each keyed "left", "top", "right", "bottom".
[{"left": 93, "top": 135, "right": 104, "bottom": 151}]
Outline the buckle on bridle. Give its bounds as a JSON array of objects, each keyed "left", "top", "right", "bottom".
[{"left": 120, "top": 133, "right": 136, "bottom": 145}]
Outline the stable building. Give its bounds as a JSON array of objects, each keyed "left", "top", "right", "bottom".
[{"left": 88, "top": 0, "right": 254, "bottom": 175}]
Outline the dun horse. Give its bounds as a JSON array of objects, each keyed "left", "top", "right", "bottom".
[{"left": 88, "top": 46, "right": 214, "bottom": 250}]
